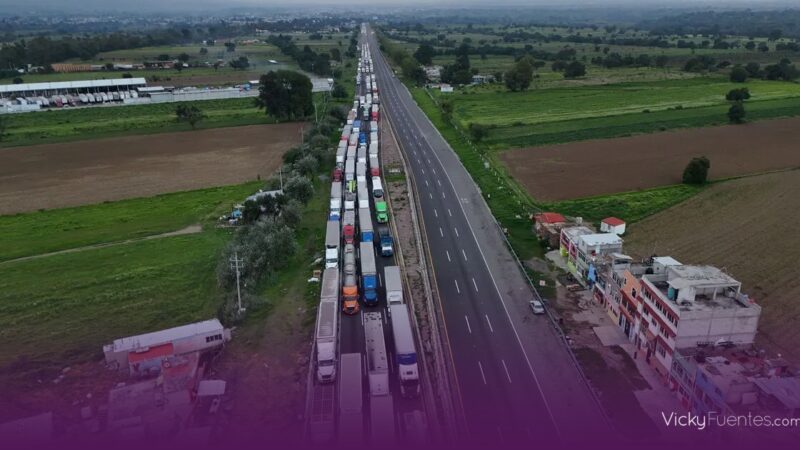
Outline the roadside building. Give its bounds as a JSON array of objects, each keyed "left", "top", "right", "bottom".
[
  {"left": 532, "top": 212, "right": 567, "bottom": 248},
  {"left": 559, "top": 226, "right": 593, "bottom": 276},
  {"left": 103, "top": 319, "right": 230, "bottom": 372},
  {"left": 670, "top": 346, "right": 796, "bottom": 417},
  {"left": 424, "top": 66, "right": 442, "bottom": 82},
  {"left": 600, "top": 217, "right": 626, "bottom": 235},
  {"left": 638, "top": 265, "right": 761, "bottom": 378},
  {"left": 575, "top": 232, "right": 624, "bottom": 284}
]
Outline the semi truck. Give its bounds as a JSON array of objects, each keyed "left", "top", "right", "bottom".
[
  {"left": 359, "top": 242, "right": 378, "bottom": 305},
  {"left": 390, "top": 304, "right": 420, "bottom": 397},
  {"left": 384, "top": 266, "right": 403, "bottom": 305},
  {"left": 377, "top": 225, "right": 394, "bottom": 257},
  {"left": 344, "top": 190, "right": 356, "bottom": 212},
  {"left": 371, "top": 177, "right": 384, "bottom": 198},
  {"left": 316, "top": 269, "right": 340, "bottom": 383},
  {"left": 342, "top": 245, "right": 359, "bottom": 315},
  {"left": 330, "top": 182, "right": 342, "bottom": 221},
  {"left": 325, "top": 220, "right": 340, "bottom": 269},
  {"left": 368, "top": 141, "right": 378, "bottom": 157},
  {"left": 359, "top": 207, "right": 374, "bottom": 242},
  {"left": 369, "top": 395, "right": 396, "bottom": 444},
  {"left": 357, "top": 147, "right": 367, "bottom": 165},
  {"left": 369, "top": 156, "right": 380, "bottom": 177},
  {"left": 375, "top": 201, "right": 388, "bottom": 224},
  {"left": 338, "top": 353, "right": 365, "bottom": 444},
  {"left": 352, "top": 119, "right": 361, "bottom": 134},
  {"left": 343, "top": 210, "right": 356, "bottom": 245},
  {"left": 345, "top": 159, "right": 355, "bottom": 182},
  {"left": 358, "top": 187, "right": 369, "bottom": 209},
  {"left": 364, "top": 312, "right": 389, "bottom": 396}
]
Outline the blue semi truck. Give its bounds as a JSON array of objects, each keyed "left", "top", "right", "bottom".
[{"left": 359, "top": 241, "right": 378, "bottom": 305}]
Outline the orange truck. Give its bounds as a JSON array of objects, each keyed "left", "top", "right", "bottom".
[{"left": 342, "top": 245, "right": 360, "bottom": 314}]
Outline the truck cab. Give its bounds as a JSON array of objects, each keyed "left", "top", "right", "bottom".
[
  {"left": 329, "top": 199, "right": 341, "bottom": 221},
  {"left": 325, "top": 248, "right": 338, "bottom": 269},
  {"left": 342, "top": 275, "right": 360, "bottom": 315},
  {"left": 343, "top": 224, "right": 355, "bottom": 245},
  {"left": 332, "top": 167, "right": 343, "bottom": 182},
  {"left": 375, "top": 202, "right": 388, "bottom": 224},
  {"left": 378, "top": 225, "right": 394, "bottom": 257}
]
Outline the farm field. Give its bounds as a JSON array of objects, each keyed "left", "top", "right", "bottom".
[
  {"left": 0, "top": 182, "right": 259, "bottom": 262},
  {"left": 0, "top": 97, "right": 273, "bottom": 146},
  {"left": 499, "top": 116, "right": 800, "bottom": 201},
  {"left": 441, "top": 77, "right": 800, "bottom": 129},
  {"left": 0, "top": 122, "right": 303, "bottom": 214},
  {"left": 0, "top": 228, "right": 230, "bottom": 377},
  {"left": 623, "top": 170, "right": 800, "bottom": 362}
]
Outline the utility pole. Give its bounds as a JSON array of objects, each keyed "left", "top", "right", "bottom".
[{"left": 230, "top": 252, "right": 245, "bottom": 315}]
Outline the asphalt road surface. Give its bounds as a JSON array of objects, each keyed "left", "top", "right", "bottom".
[{"left": 365, "top": 27, "right": 611, "bottom": 447}]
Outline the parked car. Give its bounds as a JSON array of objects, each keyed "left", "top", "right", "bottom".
[{"left": 529, "top": 300, "right": 545, "bottom": 315}]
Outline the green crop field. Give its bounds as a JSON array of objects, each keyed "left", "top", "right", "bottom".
[
  {"left": 0, "top": 180, "right": 265, "bottom": 371},
  {"left": 0, "top": 97, "right": 275, "bottom": 146},
  {"left": 0, "top": 182, "right": 260, "bottom": 262},
  {"left": 440, "top": 77, "right": 800, "bottom": 128},
  {"left": 0, "top": 230, "right": 229, "bottom": 372}
]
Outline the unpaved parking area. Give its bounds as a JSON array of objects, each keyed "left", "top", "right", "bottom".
[
  {"left": 499, "top": 117, "right": 800, "bottom": 201},
  {"left": 0, "top": 123, "right": 304, "bottom": 214}
]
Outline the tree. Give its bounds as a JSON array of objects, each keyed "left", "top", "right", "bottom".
[
  {"left": 504, "top": 57, "right": 533, "bottom": 91},
  {"left": 12, "top": 77, "right": 23, "bottom": 84},
  {"left": 0, "top": 115, "right": 7, "bottom": 142},
  {"left": 229, "top": 56, "right": 250, "bottom": 70},
  {"left": 725, "top": 88, "right": 750, "bottom": 102},
  {"left": 329, "top": 48, "right": 341, "bottom": 62},
  {"left": 654, "top": 55, "right": 669, "bottom": 68},
  {"left": 175, "top": 104, "right": 204, "bottom": 129},
  {"left": 178, "top": 53, "right": 190, "bottom": 62},
  {"left": 440, "top": 99, "right": 454, "bottom": 122},
  {"left": 744, "top": 62, "right": 761, "bottom": 78},
  {"left": 413, "top": 43, "right": 435, "bottom": 65},
  {"left": 727, "top": 101, "right": 746, "bottom": 124},
  {"left": 468, "top": 123, "right": 489, "bottom": 142},
  {"left": 199, "top": 47, "right": 208, "bottom": 55},
  {"left": 682, "top": 157, "right": 711, "bottom": 184},
  {"left": 284, "top": 175, "right": 314, "bottom": 204},
  {"left": 296, "top": 155, "right": 319, "bottom": 176},
  {"left": 122, "top": 72, "right": 133, "bottom": 78},
  {"left": 157, "top": 54, "right": 170, "bottom": 61},
  {"left": 729, "top": 65, "right": 748, "bottom": 82},
  {"left": 224, "top": 42, "right": 236, "bottom": 52},
  {"left": 563, "top": 61, "right": 586, "bottom": 78},
  {"left": 255, "top": 70, "right": 314, "bottom": 120},
  {"left": 331, "top": 82, "right": 348, "bottom": 98}
]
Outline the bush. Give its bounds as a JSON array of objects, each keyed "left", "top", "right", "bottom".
[
  {"left": 284, "top": 175, "right": 314, "bottom": 204},
  {"left": 682, "top": 156, "right": 711, "bottom": 184}
]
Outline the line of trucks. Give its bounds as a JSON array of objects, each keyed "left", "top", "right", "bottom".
[{"left": 313, "top": 37, "right": 421, "bottom": 405}]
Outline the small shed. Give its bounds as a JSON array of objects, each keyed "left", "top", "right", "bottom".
[
  {"left": 440, "top": 84, "right": 453, "bottom": 93},
  {"left": 533, "top": 212, "right": 567, "bottom": 248},
  {"left": 600, "top": 217, "right": 626, "bottom": 235}
]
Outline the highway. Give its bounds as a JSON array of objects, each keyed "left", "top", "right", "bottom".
[{"left": 365, "top": 26, "right": 611, "bottom": 446}]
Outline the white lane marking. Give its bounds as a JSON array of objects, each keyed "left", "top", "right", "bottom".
[
  {"left": 448, "top": 209, "right": 452, "bottom": 217},
  {"left": 478, "top": 361, "right": 487, "bottom": 385},
  {"left": 421, "top": 168, "right": 425, "bottom": 175},
  {"left": 437, "top": 179, "right": 442, "bottom": 187},
  {"left": 446, "top": 250, "right": 451, "bottom": 262},
  {"left": 417, "top": 100, "right": 564, "bottom": 437},
  {"left": 439, "top": 227, "right": 444, "bottom": 237},
  {"left": 454, "top": 279, "right": 460, "bottom": 294},
  {"left": 429, "top": 192, "right": 433, "bottom": 199},
  {"left": 378, "top": 273, "right": 382, "bottom": 287},
  {"left": 434, "top": 208, "right": 438, "bottom": 218},
  {"left": 442, "top": 191, "right": 446, "bottom": 199},
  {"left": 432, "top": 167, "right": 437, "bottom": 175},
  {"left": 454, "top": 227, "right": 460, "bottom": 237},
  {"left": 485, "top": 314, "right": 494, "bottom": 333},
  {"left": 425, "top": 180, "right": 429, "bottom": 187},
  {"left": 502, "top": 359, "right": 512, "bottom": 384},
  {"left": 472, "top": 277, "right": 479, "bottom": 292},
  {"left": 465, "top": 316, "right": 472, "bottom": 334},
  {"left": 462, "top": 249, "right": 468, "bottom": 261}
]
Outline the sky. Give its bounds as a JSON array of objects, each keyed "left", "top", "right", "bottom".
[{"left": 0, "top": 0, "right": 797, "bottom": 14}]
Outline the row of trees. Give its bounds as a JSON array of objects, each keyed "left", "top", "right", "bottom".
[
  {"left": 216, "top": 93, "right": 347, "bottom": 322},
  {"left": 265, "top": 34, "right": 332, "bottom": 77}
]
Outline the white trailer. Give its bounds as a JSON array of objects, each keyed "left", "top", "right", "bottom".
[
  {"left": 316, "top": 269, "right": 340, "bottom": 383},
  {"left": 384, "top": 266, "right": 403, "bottom": 305},
  {"left": 325, "top": 221, "right": 340, "bottom": 269},
  {"left": 338, "top": 353, "right": 365, "bottom": 445},
  {"left": 364, "top": 312, "right": 389, "bottom": 396},
  {"left": 390, "top": 304, "right": 420, "bottom": 397}
]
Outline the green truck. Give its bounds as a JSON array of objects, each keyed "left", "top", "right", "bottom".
[{"left": 375, "top": 201, "right": 388, "bottom": 223}]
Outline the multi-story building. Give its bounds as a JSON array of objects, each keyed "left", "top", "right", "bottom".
[
  {"left": 670, "top": 346, "right": 796, "bottom": 417},
  {"left": 594, "top": 255, "right": 681, "bottom": 341},
  {"left": 638, "top": 265, "right": 761, "bottom": 378}
]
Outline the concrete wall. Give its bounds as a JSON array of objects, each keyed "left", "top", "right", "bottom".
[{"left": 675, "top": 308, "right": 760, "bottom": 348}]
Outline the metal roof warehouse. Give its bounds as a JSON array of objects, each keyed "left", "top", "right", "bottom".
[{"left": 0, "top": 78, "right": 147, "bottom": 97}]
